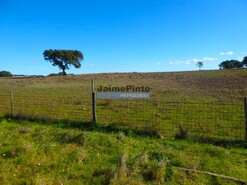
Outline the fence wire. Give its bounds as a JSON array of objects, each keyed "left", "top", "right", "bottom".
[{"left": 0, "top": 90, "right": 245, "bottom": 140}]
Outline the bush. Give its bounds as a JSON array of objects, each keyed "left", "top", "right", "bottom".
[
  {"left": 47, "top": 72, "right": 74, "bottom": 77},
  {"left": 0, "top": 70, "right": 12, "bottom": 77},
  {"left": 47, "top": 73, "right": 59, "bottom": 77}
]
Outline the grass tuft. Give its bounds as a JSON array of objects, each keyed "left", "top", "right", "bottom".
[
  {"left": 19, "top": 127, "right": 30, "bottom": 134},
  {"left": 175, "top": 123, "right": 189, "bottom": 139},
  {"left": 110, "top": 151, "right": 128, "bottom": 184},
  {"left": 116, "top": 132, "right": 126, "bottom": 142}
]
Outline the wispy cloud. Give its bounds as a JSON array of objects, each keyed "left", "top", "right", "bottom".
[
  {"left": 169, "top": 57, "right": 218, "bottom": 65},
  {"left": 241, "top": 51, "right": 247, "bottom": 55},
  {"left": 89, "top": 63, "right": 113, "bottom": 69},
  {"left": 219, "top": 51, "right": 235, "bottom": 55}
]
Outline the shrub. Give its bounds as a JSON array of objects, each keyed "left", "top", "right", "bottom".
[{"left": 47, "top": 72, "right": 63, "bottom": 77}]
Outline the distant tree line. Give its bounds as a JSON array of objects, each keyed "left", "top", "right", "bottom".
[{"left": 219, "top": 56, "right": 247, "bottom": 70}]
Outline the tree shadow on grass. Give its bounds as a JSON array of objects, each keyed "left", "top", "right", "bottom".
[
  {"left": 194, "top": 137, "right": 247, "bottom": 149},
  {"left": 173, "top": 124, "right": 246, "bottom": 149},
  {"left": 1, "top": 115, "right": 246, "bottom": 149},
  {"left": 1, "top": 114, "right": 161, "bottom": 139},
  {"left": 176, "top": 133, "right": 247, "bottom": 149}
]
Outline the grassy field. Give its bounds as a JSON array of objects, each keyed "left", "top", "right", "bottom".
[
  {"left": 1, "top": 69, "right": 247, "bottom": 102},
  {"left": 0, "top": 118, "right": 246, "bottom": 185},
  {"left": 0, "top": 70, "right": 247, "bottom": 184},
  {"left": 0, "top": 69, "right": 247, "bottom": 140}
]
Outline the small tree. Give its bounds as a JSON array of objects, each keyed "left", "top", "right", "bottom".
[
  {"left": 196, "top": 61, "right": 203, "bottom": 70},
  {"left": 0, "top": 70, "right": 12, "bottom": 77},
  {"left": 43, "top": 49, "right": 84, "bottom": 75}
]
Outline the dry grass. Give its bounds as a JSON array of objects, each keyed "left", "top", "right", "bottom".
[
  {"left": 1, "top": 69, "right": 247, "bottom": 101},
  {"left": 0, "top": 69, "right": 246, "bottom": 139}
]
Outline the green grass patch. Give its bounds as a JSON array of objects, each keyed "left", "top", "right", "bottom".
[{"left": 0, "top": 118, "right": 246, "bottom": 184}]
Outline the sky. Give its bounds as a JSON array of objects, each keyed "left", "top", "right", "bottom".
[{"left": 1, "top": 0, "right": 247, "bottom": 75}]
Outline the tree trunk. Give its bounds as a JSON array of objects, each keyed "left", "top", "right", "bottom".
[{"left": 62, "top": 68, "right": 67, "bottom": 75}]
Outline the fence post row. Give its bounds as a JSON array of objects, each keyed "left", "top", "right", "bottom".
[
  {"left": 92, "top": 79, "right": 97, "bottom": 123},
  {"left": 245, "top": 97, "right": 247, "bottom": 141},
  {"left": 4, "top": 86, "right": 247, "bottom": 141}
]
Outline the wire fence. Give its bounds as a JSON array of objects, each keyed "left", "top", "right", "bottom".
[
  {"left": 96, "top": 99, "right": 245, "bottom": 140},
  {"left": 0, "top": 90, "right": 246, "bottom": 140}
]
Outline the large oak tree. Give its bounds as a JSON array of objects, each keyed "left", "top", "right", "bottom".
[{"left": 43, "top": 49, "right": 83, "bottom": 75}]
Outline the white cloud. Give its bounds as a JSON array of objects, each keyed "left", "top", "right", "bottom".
[
  {"left": 169, "top": 60, "right": 182, "bottom": 65},
  {"left": 202, "top": 57, "right": 218, "bottom": 61},
  {"left": 168, "top": 57, "right": 218, "bottom": 65},
  {"left": 219, "top": 51, "right": 235, "bottom": 55}
]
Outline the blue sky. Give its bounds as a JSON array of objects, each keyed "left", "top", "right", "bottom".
[{"left": 1, "top": 0, "right": 247, "bottom": 75}]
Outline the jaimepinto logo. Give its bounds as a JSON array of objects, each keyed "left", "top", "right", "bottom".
[{"left": 97, "top": 85, "right": 151, "bottom": 92}]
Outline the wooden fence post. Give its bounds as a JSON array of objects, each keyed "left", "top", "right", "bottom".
[
  {"left": 92, "top": 79, "right": 97, "bottom": 123},
  {"left": 10, "top": 90, "right": 14, "bottom": 117},
  {"left": 245, "top": 97, "right": 247, "bottom": 141}
]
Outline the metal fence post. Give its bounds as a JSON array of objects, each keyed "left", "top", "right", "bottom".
[
  {"left": 245, "top": 97, "right": 247, "bottom": 141},
  {"left": 92, "top": 79, "right": 97, "bottom": 123},
  {"left": 10, "top": 90, "right": 14, "bottom": 117}
]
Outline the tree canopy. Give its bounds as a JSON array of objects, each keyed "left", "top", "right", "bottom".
[
  {"left": 0, "top": 70, "right": 12, "bottom": 77},
  {"left": 219, "top": 58, "right": 246, "bottom": 70},
  {"left": 43, "top": 49, "right": 83, "bottom": 75},
  {"left": 196, "top": 61, "right": 203, "bottom": 70}
]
